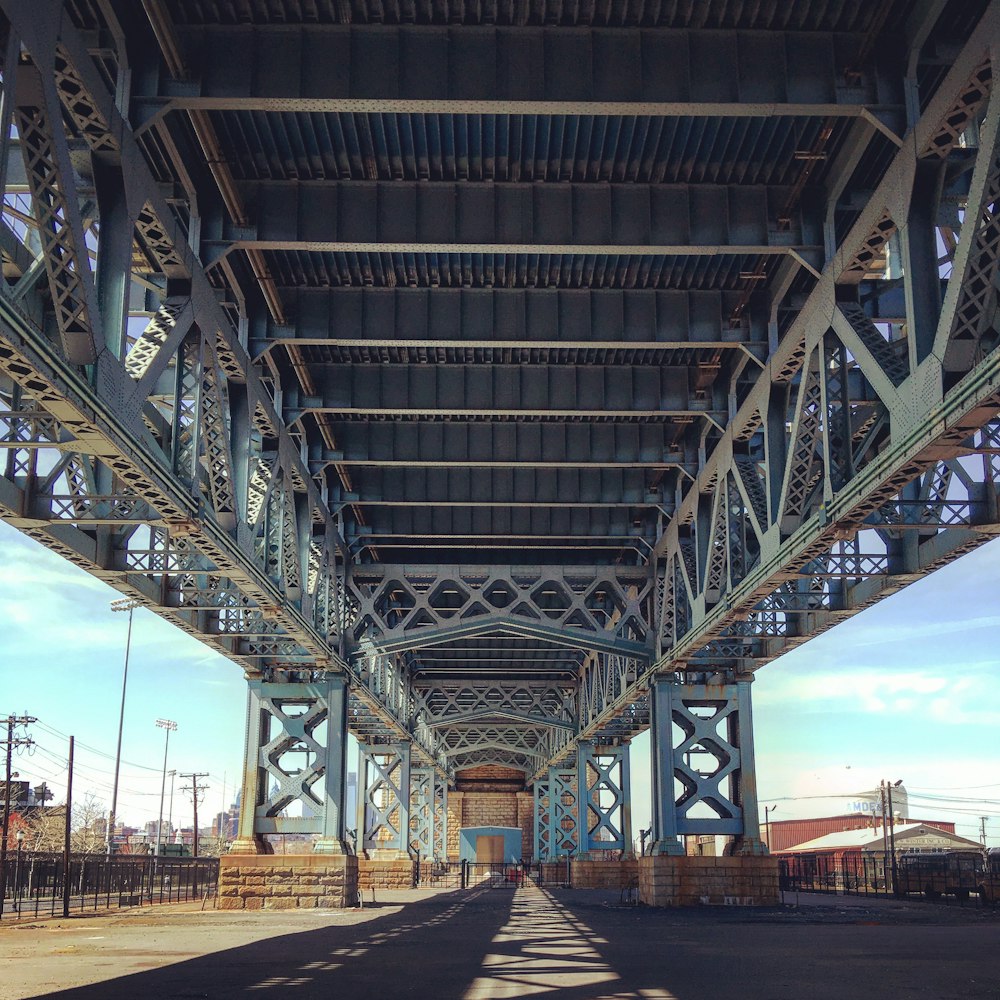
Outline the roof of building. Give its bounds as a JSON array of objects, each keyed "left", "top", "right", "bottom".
[{"left": 779, "top": 824, "right": 983, "bottom": 855}]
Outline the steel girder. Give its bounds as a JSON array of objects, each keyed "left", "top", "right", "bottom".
[
  {"left": 346, "top": 563, "right": 654, "bottom": 661},
  {"left": 250, "top": 287, "right": 756, "bottom": 358},
  {"left": 135, "top": 24, "right": 902, "bottom": 122},
  {"left": 211, "top": 179, "right": 820, "bottom": 258},
  {"left": 282, "top": 363, "right": 728, "bottom": 423}
]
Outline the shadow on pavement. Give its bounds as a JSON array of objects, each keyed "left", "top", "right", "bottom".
[
  {"left": 20, "top": 884, "right": 1000, "bottom": 1000},
  {"left": 25, "top": 886, "right": 512, "bottom": 1000}
]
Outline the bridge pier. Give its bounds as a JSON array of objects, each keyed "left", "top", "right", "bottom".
[
  {"left": 356, "top": 741, "right": 420, "bottom": 891},
  {"left": 533, "top": 742, "right": 633, "bottom": 861},
  {"left": 644, "top": 673, "right": 777, "bottom": 905},
  {"left": 221, "top": 677, "right": 358, "bottom": 909}
]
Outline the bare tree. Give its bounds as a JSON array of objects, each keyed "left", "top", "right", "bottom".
[{"left": 23, "top": 793, "right": 107, "bottom": 854}]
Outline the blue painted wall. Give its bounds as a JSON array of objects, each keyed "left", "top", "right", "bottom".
[{"left": 459, "top": 826, "right": 523, "bottom": 863}]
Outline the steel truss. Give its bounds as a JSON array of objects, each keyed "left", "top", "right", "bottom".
[
  {"left": 579, "top": 742, "right": 633, "bottom": 854},
  {"left": 357, "top": 742, "right": 411, "bottom": 855},
  {"left": 235, "top": 679, "right": 350, "bottom": 851},
  {"left": 409, "top": 767, "right": 447, "bottom": 861},
  {"left": 649, "top": 675, "right": 760, "bottom": 852},
  {"left": 0, "top": 3, "right": 998, "bottom": 852}
]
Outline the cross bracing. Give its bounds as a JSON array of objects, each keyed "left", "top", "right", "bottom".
[{"left": 0, "top": 0, "right": 999, "bottom": 800}]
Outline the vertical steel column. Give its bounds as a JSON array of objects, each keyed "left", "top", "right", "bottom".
[
  {"left": 576, "top": 739, "right": 591, "bottom": 855},
  {"left": 649, "top": 676, "right": 684, "bottom": 855},
  {"left": 357, "top": 742, "right": 412, "bottom": 855},
  {"left": 548, "top": 765, "right": 579, "bottom": 858},
  {"left": 397, "top": 742, "right": 412, "bottom": 854},
  {"left": 315, "top": 676, "right": 350, "bottom": 854},
  {"left": 533, "top": 775, "right": 550, "bottom": 861},
  {"left": 578, "top": 740, "right": 633, "bottom": 853},
  {"left": 732, "top": 675, "right": 765, "bottom": 855},
  {"left": 432, "top": 772, "right": 448, "bottom": 862},
  {"left": 409, "top": 767, "right": 434, "bottom": 858},
  {"left": 231, "top": 685, "right": 267, "bottom": 854},
  {"left": 649, "top": 673, "right": 765, "bottom": 854},
  {"left": 620, "top": 741, "right": 634, "bottom": 856},
  {"left": 231, "top": 680, "right": 350, "bottom": 853}
]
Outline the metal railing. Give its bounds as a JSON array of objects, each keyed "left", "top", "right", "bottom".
[
  {"left": 415, "top": 861, "right": 536, "bottom": 889},
  {"left": 779, "top": 853, "right": 1000, "bottom": 906},
  {"left": 0, "top": 851, "right": 219, "bottom": 921}
]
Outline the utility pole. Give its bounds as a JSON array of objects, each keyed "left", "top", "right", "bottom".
[
  {"left": 981, "top": 816, "right": 989, "bottom": 847},
  {"left": 180, "top": 773, "right": 209, "bottom": 857},
  {"left": 63, "top": 737, "right": 74, "bottom": 919},
  {"left": 879, "top": 781, "right": 889, "bottom": 887},
  {"left": 1, "top": 714, "right": 37, "bottom": 919}
]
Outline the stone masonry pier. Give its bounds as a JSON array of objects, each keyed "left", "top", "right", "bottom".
[{"left": 218, "top": 855, "right": 358, "bottom": 910}]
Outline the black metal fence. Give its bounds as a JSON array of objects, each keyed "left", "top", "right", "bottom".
[
  {"left": 0, "top": 851, "right": 219, "bottom": 921},
  {"left": 779, "top": 852, "right": 1000, "bottom": 906},
  {"left": 415, "top": 861, "right": 536, "bottom": 890},
  {"left": 779, "top": 853, "right": 891, "bottom": 897}
]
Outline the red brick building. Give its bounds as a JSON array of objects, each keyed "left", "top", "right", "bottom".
[{"left": 766, "top": 815, "right": 955, "bottom": 853}]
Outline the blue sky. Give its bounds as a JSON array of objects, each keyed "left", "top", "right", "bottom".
[{"left": 1, "top": 518, "right": 997, "bottom": 847}]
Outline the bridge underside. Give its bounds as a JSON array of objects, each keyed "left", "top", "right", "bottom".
[{"left": 1, "top": 1, "right": 999, "bottom": 866}]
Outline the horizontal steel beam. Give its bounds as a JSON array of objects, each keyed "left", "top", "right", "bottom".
[
  {"left": 253, "top": 286, "right": 752, "bottom": 354},
  {"left": 330, "top": 467, "right": 669, "bottom": 507},
  {"left": 311, "top": 420, "right": 693, "bottom": 470},
  {"left": 285, "top": 363, "right": 724, "bottom": 422},
  {"left": 220, "top": 180, "right": 817, "bottom": 254},
  {"left": 141, "top": 25, "right": 899, "bottom": 118}
]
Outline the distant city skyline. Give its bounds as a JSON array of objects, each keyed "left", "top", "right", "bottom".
[{"left": 2, "top": 519, "right": 998, "bottom": 849}]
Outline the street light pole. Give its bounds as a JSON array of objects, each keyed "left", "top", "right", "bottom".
[
  {"left": 764, "top": 804, "right": 778, "bottom": 852},
  {"left": 167, "top": 769, "right": 176, "bottom": 847},
  {"left": 887, "top": 779, "right": 902, "bottom": 894},
  {"left": 107, "top": 598, "right": 141, "bottom": 854},
  {"left": 154, "top": 719, "right": 177, "bottom": 867}
]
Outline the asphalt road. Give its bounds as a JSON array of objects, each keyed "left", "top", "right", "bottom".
[{"left": 1, "top": 885, "right": 997, "bottom": 1000}]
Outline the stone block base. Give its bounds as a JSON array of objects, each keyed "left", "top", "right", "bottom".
[
  {"left": 218, "top": 854, "right": 359, "bottom": 910},
  {"left": 358, "top": 857, "right": 416, "bottom": 891},
  {"left": 571, "top": 859, "right": 638, "bottom": 889},
  {"left": 638, "top": 855, "right": 779, "bottom": 907}
]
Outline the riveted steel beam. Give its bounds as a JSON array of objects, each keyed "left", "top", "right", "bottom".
[
  {"left": 309, "top": 421, "right": 695, "bottom": 471},
  {"left": 217, "top": 180, "right": 818, "bottom": 257},
  {"left": 284, "top": 363, "right": 726, "bottom": 423},
  {"left": 252, "top": 287, "right": 753, "bottom": 356},
  {"left": 137, "top": 25, "right": 901, "bottom": 121},
  {"left": 328, "top": 467, "right": 671, "bottom": 508}
]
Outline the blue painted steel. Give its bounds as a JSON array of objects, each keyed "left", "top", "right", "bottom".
[
  {"left": 578, "top": 741, "right": 632, "bottom": 853},
  {"left": 533, "top": 776, "right": 551, "bottom": 861},
  {"left": 357, "top": 741, "right": 411, "bottom": 854},
  {"left": 547, "top": 766, "right": 580, "bottom": 857},
  {"left": 649, "top": 675, "right": 763, "bottom": 853},
  {"left": 237, "top": 679, "right": 350, "bottom": 846}
]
